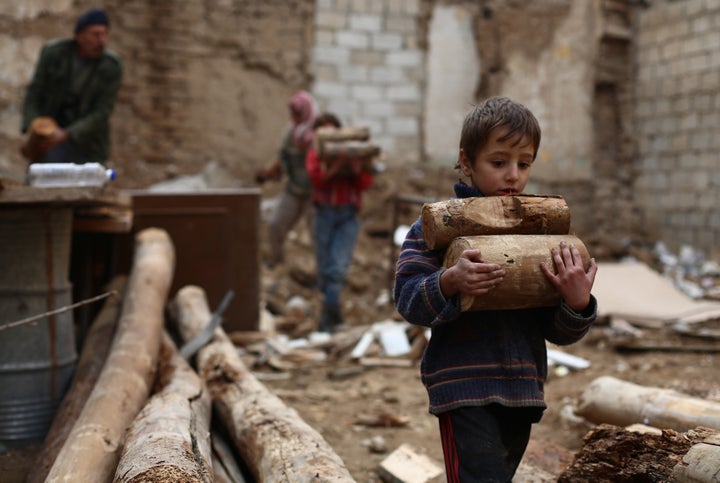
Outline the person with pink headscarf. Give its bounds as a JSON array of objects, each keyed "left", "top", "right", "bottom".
[{"left": 256, "top": 90, "right": 319, "bottom": 267}]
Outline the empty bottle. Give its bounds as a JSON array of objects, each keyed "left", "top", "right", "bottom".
[{"left": 27, "top": 162, "right": 116, "bottom": 188}]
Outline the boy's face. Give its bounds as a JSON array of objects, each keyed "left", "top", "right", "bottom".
[{"left": 459, "top": 127, "right": 535, "bottom": 196}]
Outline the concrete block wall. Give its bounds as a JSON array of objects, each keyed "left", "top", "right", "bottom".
[
  {"left": 312, "top": 0, "right": 425, "bottom": 163},
  {"left": 634, "top": 0, "right": 720, "bottom": 259}
]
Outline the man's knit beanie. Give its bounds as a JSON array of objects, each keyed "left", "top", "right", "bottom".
[{"left": 75, "top": 8, "right": 109, "bottom": 33}]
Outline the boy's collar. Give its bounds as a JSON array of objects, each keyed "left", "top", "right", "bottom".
[{"left": 454, "top": 181, "right": 483, "bottom": 198}]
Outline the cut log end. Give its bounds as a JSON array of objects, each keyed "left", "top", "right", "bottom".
[{"left": 124, "top": 465, "right": 210, "bottom": 483}]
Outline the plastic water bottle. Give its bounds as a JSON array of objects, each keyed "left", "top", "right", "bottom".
[{"left": 27, "top": 163, "right": 116, "bottom": 187}]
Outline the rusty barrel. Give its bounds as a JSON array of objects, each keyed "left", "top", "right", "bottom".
[{"left": 0, "top": 207, "right": 77, "bottom": 451}]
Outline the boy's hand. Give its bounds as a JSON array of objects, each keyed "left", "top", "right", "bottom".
[
  {"left": 440, "top": 249, "right": 505, "bottom": 298},
  {"left": 540, "top": 241, "right": 598, "bottom": 312}
]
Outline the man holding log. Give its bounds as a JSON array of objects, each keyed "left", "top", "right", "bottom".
[
  {"left": 20, "top": 8, "right": 123, "bottom": 165},
  {"left": 394, "top": 96, "right": 598, "bottom": 482}
]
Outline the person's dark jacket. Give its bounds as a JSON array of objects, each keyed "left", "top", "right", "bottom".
[{"left": 22, "top": 38, "right": 123, "bottom": 163}]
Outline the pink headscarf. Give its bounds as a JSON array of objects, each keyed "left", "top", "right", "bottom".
[{"left": 288, "top": 90, "right": 318, "bottom": 150}]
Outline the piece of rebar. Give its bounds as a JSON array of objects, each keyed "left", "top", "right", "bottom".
[{"left": 0, "top": 291, "right": 118, "bottom": 331}]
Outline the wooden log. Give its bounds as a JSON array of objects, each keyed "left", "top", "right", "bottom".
[
  {"left": 45, "top": 228, "right": 175, "bottom": 483},
  {"left": 443, "top": 234, "right": 591, "bottom": 311},
  {"left": 421, "top": 195, "right": 570, "bottom": 250},
  {"left": 558, "top": 424, "right": 694, "bottom": 482},
  {"left": 113, "top": 331, "right": 213, "bottom": 483},
  {"left": 575, "top": 376, "right": 720, "bottom": 431},
  {"left": 318, "top": 141, "right": 380, "bottom": 160},
  {"left": 21, "top": 116, "right": 58, "bottom": 161},
  {"left": 26, "top": 276, "right": 127, "bottom": 483},
  {"left": 315, "top": 126, "right": 370, "bottom": 143},
  {"left": 171, "top": 285, "right": 355, "bottom": 483},
  {"left": 673, "top": 432, "right": 720, "bottom": 482},
  {"left": 318, "top": 141, "right": 379, "bottom": 176}
]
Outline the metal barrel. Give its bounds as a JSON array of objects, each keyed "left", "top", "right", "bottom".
[{"left": 0, "top": 207, "right": 77, "bottom": 451}]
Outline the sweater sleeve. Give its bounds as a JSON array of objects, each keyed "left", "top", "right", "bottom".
[
  {"left": 542, "top": 295, "right": 598, "bottom": 346},
  {"left": 393, "top": 219, "right": 462, "bottom": 327}
]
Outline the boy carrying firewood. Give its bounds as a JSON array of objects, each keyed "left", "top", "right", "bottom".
[{"left": 394, "top": 96, "right": 598, "bottom": 481}]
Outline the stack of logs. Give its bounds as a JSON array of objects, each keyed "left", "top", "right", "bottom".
[
  {"left": 314, "top": 126, "right": 380, "bottom": 176},
  {"left": 26, "top": 228, "right": 354, "bottom": 483},
  {"left": 420, "top": 194, "right": 591, "bottom": 310}
]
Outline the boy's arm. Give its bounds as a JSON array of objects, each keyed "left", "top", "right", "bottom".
[
  {"left": 540, "top": 240, "right": 598, "bottom": 312},
  {"left": 394, "top": 221, "right": 504, "bottom": 327},
  {"left": 394, "top": 221, "right": 459, "bottom": 327},
  {"left": 540, "top": 240, "right": 599, "bottom": 344},
  {"left": 542, "top": 295, "right": 598, "bottom": 346}
]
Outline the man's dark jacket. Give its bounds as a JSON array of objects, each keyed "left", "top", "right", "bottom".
[{"left": 22, "top": 38, "right": 123, "bottom": 163}]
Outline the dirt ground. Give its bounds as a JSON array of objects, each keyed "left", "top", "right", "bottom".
[{"left": 249, "top": 165, "right": 720, "bottom": 481}]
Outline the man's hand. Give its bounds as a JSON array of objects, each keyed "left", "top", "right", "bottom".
[
  {"left": 20, "top": 128, "right": 67, "bottom": 162},
  {"left": 39, "top": 128, "right": 69, "bottom": 152},
  {"left": 540, "top": 241, "right": 598, "bottom": 312}
]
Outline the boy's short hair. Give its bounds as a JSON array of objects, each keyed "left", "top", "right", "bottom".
[{"left": 458, "top": 96, "right": 541, "bottom": 168}]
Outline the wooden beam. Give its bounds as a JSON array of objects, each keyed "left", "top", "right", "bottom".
[
  {"left": 44, "top": 228, "right": 175, "bottom": 483},
  {"left": 171, "top": 285, "right": 355, "bottom": 483}
]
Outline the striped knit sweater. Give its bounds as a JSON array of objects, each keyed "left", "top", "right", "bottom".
[{"left": 393, "top": 183, "right": 597, "bottom": 415}]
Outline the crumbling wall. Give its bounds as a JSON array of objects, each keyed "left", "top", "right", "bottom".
[
  {"left": 1, "top": 0, "right": 714, "bottom": 259},
  {"left": 312, "top": 0, "right": 429, "bottom": 164},
  {"left": 0, "top": 0, "right": 313, "bottom": 188},
  {"left": 633, "top": 0, "right": 720, "bottom": 260}
]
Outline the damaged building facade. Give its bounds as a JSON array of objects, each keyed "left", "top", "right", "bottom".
[{"left": 0, "top": 0, "right": 718, "bottom": 259}]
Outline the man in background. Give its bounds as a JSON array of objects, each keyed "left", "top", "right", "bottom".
[{"left": 21, "top": 8, "right": 123, "bottom": 164}]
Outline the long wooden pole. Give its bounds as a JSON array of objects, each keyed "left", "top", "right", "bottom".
[{"left": 45, "top": 228, "right": 175, "bottom": 483}]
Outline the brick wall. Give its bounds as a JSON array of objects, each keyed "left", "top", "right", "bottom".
[
  {"left": 311, "top": 0, "right": 426, "bottom": 163},
  {"left": 634, "top": 0, "right": 720, "bottom": 259}
]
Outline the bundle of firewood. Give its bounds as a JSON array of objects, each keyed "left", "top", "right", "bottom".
[
  {"left": 421, "top": 194, "right": 591, "bottom": 311},
  {"left": 314, "top": 126, "right": 380, "bottom": 175},
  {"left": 28, "top": 228, "right": 354, "bottom": 483}
]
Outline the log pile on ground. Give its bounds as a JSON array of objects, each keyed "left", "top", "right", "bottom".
[
  {"left": 19, "top": 225, "right": 720, "bottom": 482},
  {"left": 24, "top": 228, "right": 355, "bottom": 482},
  {"left": 170, "top": 285, "right": 354, "bottom": 482}
]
